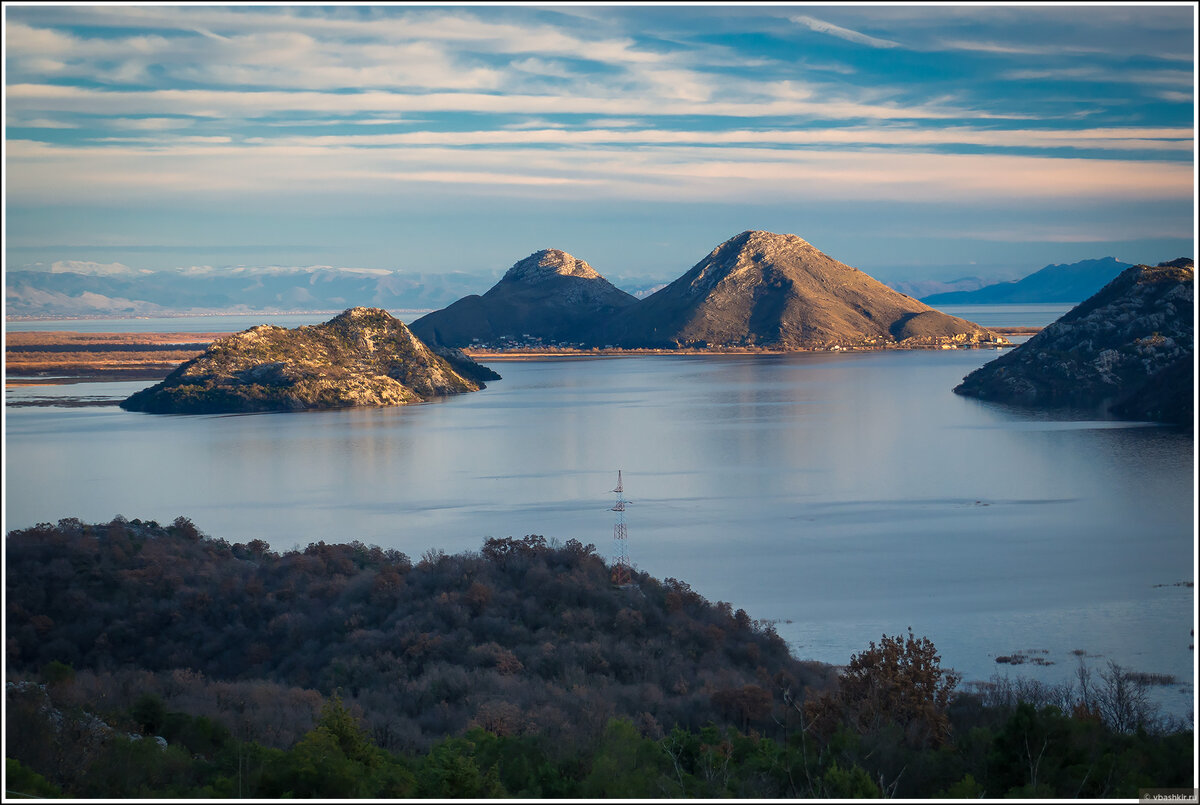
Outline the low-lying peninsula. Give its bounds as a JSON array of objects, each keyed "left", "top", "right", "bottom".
[{"left": 119, "top": 307, "right": 497, "bottom": 414}]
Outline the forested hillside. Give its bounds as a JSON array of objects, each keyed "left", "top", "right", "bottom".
[
  {"left": 6, "top": 517, "right": 821, "bottom": 751},
  {"left": 5, "top": 518, "right": 1193, "bottom": 798}
]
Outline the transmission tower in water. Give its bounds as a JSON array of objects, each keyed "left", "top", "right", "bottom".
[{"left": 610, "top": 470, "right": 632, "bottom": 587}]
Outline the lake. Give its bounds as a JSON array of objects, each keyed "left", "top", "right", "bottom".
[{"left": 3, "top": 304, "right": 1194, "bottom": 718}]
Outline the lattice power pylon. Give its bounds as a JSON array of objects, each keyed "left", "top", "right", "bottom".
[{"left": 610, "top": 470, "right": 632, "bottom": 587}]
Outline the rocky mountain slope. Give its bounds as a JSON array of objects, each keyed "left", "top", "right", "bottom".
[
  {"left": 408, "top": 249, "right": 637, "bottom": 348},
  {"left": 120, "top": 307, "right": 494, "bottom": 414},
  {"left": 607, "top": 230, "right": 1006, "bottom": 350},
  {"left": 954, "top": 259, "right": 1194, "bottom": 426},
  {"left": 922, "top": 257, "right": 1132, "bottom": 304}
]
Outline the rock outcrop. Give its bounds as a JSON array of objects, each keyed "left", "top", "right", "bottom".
[
  {"left": 607, "top": 230, "right": 1006, "bottom": 350},
  {"left": 954, "top": 260, "right": 1194, "bottom": 426},
  {"left": 120, "top": 307, "right": 495, "bottom": 414},
  {"left": 408, "top": 249, "right": 637, "bottom": 348}
]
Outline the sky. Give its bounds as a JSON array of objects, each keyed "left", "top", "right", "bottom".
[{"left": 3, "top": 3, "right": 1197, "bottom": 285}]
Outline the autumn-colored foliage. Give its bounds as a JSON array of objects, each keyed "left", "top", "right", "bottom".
[
  {"left": 5, "top": 517, "right": 810, "bottom": 753},
  {"left": 5, "top": 518, "right": 1191, "bottom": 799},
  {"left": 805, "top": 628, "right": 961, "bottom": 749}
]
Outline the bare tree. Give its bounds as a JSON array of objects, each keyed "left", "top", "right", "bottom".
[{"left": 1095, "top": 661, "right": 1151, "bottom": 734}]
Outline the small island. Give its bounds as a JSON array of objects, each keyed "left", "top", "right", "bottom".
[{"left": 119, "top": 307, "right": 498, "bottom": 414}]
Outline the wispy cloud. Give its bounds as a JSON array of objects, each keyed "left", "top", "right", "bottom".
[
  {"left": 791, "top": 15, "right": 902, "bottom": 49},
  {"left": 6, "top": 116, "right": 79, "bottom": 129},
  {"left": 1155, "top": 90, "right": 1194, "bottom": 103},
  {"left": 240, "top": 125, "right": 1195, "bottom": 153},
  {"left": 1002, "top": 67, "right": 1194, "bottom": 88},
  {"left": 7, "top": 138, "right": 1191, "bottom": 208},
  {"left": 108, "top": 117, "right": 196, "bottom": 131},
  {"left": 6, "top": 83, "right": 995, "bottom": 122}
]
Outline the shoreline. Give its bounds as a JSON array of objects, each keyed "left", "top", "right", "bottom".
[
  {"left": 5, "top": 309, "right": 435, "bottom": 322},
  {"left": 465, "top": 337, "right": 1022, "bottom": 360},
  {"left": 5, "top": 328, "right": 1030, "bottom": 387}
]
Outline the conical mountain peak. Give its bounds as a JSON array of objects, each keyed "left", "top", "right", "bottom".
[
  {"left": 686, "top": 230, "right": 828, "bottom": 297},
  {"left": 728, "top": 230, "right": 812, "bottom": 250},
  {"left": 708, "top": 230, "right": 814, "bottom": 260},
  {"left": 410, "top": 248, "right": 636, "bottom": 347},
  {"left": 502, "top": 249, "right": 602, "bottom": 283},
  {"left": 608, "top": 230, "right": 1005, "bottom": 350}
]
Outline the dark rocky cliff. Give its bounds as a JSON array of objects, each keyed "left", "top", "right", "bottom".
[
  {"left": 121, "top": 307, "right": 495, "bottom": 414},
  {"left": 954, "top": 260, "right": 1194, "bottom": 426}
]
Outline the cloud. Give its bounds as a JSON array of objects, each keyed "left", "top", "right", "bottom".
[
  {"left": 791, "top": 15, "right": 901, "bottom": 49},
  {"left": 258, "top": 117, "right": 413, "bottom": 127},
  {"left": 510, "top": 57, "right": 580, "bottom": 79},
  {"left": 6, "top": 138, "right": 1191, "bottom": 208},
  {"left": 5, "top": 83, "right": 1007, "bottom": 122},
  {"left": 7, "top": 117, "right": 78, "bottom": 129},
  {"left": 5, "top": 20, "right": 177, "bottom": 85},
  {"left": 5, "top": 4, "right": 1193, "bottom": 266},
  {"left": 108, "top": 117, "right": 197, "bottom": 130},
  {"left": 1003, "top": 67, "right": 1194, "bottom": 88},
  {"left": 48, "top": 260, "right": 142, "bottom": 276},
  {"left": 811, "top": 6, "right": 1194, "bottom": 62},
  {"left": 4, "top": 10, "right": 669, "bottom": 90},
  {"left": 934, "top": 39, "right": 1120, "bottom": 57},
  {"left": 238, "top": 125, "right": 1194, "bottom": 153},
  {"left": 1155, "top": 90, "right": 1194, "bottom": 103}
]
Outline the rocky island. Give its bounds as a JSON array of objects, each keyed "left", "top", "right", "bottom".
[
  {"left": 954, "top": 259, "right": 1194, "bottom": 426},
  {"left": 120, "top": 307, "right": 496, "bottom": 414},
  {"left": 409, "top": 249, "right": 637, "bottom": 348},
  {"left": 606, "top": 230, "right": 1006, "bottom": 350}
]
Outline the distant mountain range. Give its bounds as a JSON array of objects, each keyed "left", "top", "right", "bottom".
[
  {"left": 4, "top": 260, "right": 672, "bottom": 319},
  {"left": 885, "top": 276, "right": 997, "bottom": 300},
  {"left": 4, "top": 263, "right": 499, "bottom": 318},
  {"left": 921, "top": 257, "right": 1133, "bottom": 305},
  {"left": 413, "top": 231, "right": 1005, "bottom": 351},
  {"left": 4, "top": 252, "right": 1145, "bottom": 322}
]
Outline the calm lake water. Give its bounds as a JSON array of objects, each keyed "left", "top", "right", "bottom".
[{"left": 3, "top": 304, "right": 1194, "bottom": 717}]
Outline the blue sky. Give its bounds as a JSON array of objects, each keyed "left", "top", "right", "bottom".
[{"left": 3, "top": 3, "right": 1196, "bottom": 285}]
